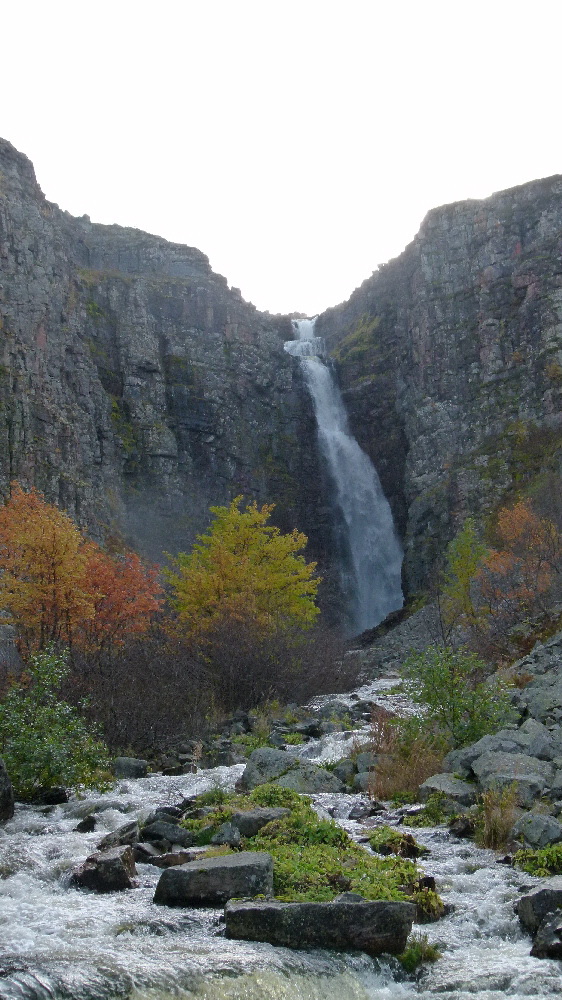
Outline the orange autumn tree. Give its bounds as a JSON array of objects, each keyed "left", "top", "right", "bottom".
[
  {"left": 0, "top": 485, "right": 94, "bottom": 655},
  {"left": 0, "top": 483, "right": 162, "bottom": 657},
  {"left": 77, "top": 546, "right": 162, "bottom": 656},
  {"left": 478, "top": 499, "right": 561, "bottom": 621}
]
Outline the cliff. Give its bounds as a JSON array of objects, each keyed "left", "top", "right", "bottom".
[
  {"left": 317, "top": 177, "right": 562, "bottom": 593},
  {"left": 0, "top": 138, "right": 334, "bottom": 589}
]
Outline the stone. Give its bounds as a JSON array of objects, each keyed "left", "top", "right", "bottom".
[
  {"left": 449, "top": 815, "right": 476, "bottom": 838},
  {"left": 274, "top": 763, "right": 344, "bottom": 794},
  {"left": 515, "top": 877, "right": 562, "bottom": 933},
  {"left": 531, "top": 911, "right": 562, "bottom": 958},
  {"left": 210, "top": 822, "right": 241, "bottom": 847},
  {"left": 224, "top": 898, "right": 416, "bottom": 956},
  {"left": 35, "top": 786, "right": 69, "bottom": 805},
  {"left": 355, "top": 751, "right": 378, "bottom": 772},
  {"left": 70, "top": 845, "right": 136, "bottom": 893},
  {"left": 238, "top": 748, "right": 296, "bottom": 790},
  {"left": 471, "top": 752, "right": 553, "bottom": 806},
  {"left": 331, "top": 759, "right": 357, "bottom": 784},
  {"left": 0, "top": 758, "right": 14, "bottom": 822},
  {"left": 511, "top": 813, "right": 562, "bottom": 849},
  {"left": 153, "top": 851, "right": 273, "bottom": 906},
  {"left": 230, "top": 807, "right": 290, "bottom": 837},
  {"left": 353, "top": 771, "right": 373, "bottom": 793},
  {"left": 135, "top": 845, "right": 208, "bottom": 868},
  {"left": 141, "top": 821, "right": 194, "bottom": 848},
  {"left": 113, "top": 757, "right": 148, "bottom": 779},
  {"left": 96, "top": 820, "right": 140, "bottom": 851},
  {"left": 418, "top": 773, "right": 477, "bottom": 807},
  {"left": 75, "top": 815, "right": 97, "bottom": 833}
]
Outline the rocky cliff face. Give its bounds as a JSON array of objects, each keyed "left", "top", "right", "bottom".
[
  {"left": 317, "top": 177, "right": 562, "bottom": 593},
  {"left": 0, "top": 139, "right": 334, "bottom": 590}
]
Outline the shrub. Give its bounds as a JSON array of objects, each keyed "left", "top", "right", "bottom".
[
  {"left": 368, "top": 733, "right": 445, "bottom": 802},
  {"left": 475, "top": 784, "right": 518, "bottom": 849},
  {"left": 398, "top": 932, "right": 441, "bottom": 973},
  {"left": 368, "top": 825, "right": 428, "bottom": 858},
  {"left": 408, "top": 793, "right": 449, "bottom": 827},
  {"left": 0, "top": 647, "right": 111, "bottom": 800},
  {"left": 514, "top": 842, "right": 562, "bottom": 876},
  {"left": 402, "top": 645, "right": 514, "bottom": 750}
]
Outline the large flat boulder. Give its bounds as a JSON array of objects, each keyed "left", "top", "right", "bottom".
[
  {"left": 471, "top": 752, "right": 553, "bottom": 806},
  {"left": 0, "top": 758, "right": 14, "bottom": 822},
  {"left": 224, "top": 898, "right": 416, "bottom": 956},
  {"left": 153, "top": 850, "right": 273, "bottom": 906},
  {"left": 238, "top": 747, "right": 343, "bottom": 793},
  {"left": 274, "top": 763, "right": 344, "bottom": 794},
  {"left": 238, "top": 747, "right": 296, "bottom": 789},
  {"left": 113, "top": 756, "right": 148, "bottom": 779},
  {"left": 141, "top": 821, "right": 194, "bottom": 847},
  {"left": 418, "top": 773, "right": 477, "bottom": 806},
  {"left": 531, "top": 911, "right": 562, "bottom": 958},
  {"left": 511, "top": 813, "right": 562, "bottom": 849},
  {"left": 70, "top": 845, "right": 136, "bottom": 893},
  {"left": 515, "top": 877, "right": 562, "bottom": 933}
]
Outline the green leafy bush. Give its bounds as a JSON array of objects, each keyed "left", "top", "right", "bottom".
[
  {"left": 408, "top": 793, "right": 449, "bottom": 827},
  {"left": 248, "top": 783, "right": 305, "bottom": 809},
  {"left": 368, "top": 825, "right": 428, "bottom": 858},
  {"left": 0, "top": 647, "right": 111, "bottom": 800},
  {"left": 402, "top": 645, "right": 514, "bottom": 750},
  {"left": 514, "top": 843, "right": 562, "bottom": 876},
  {"left": 398, "top": 932, "right": 441, "bottom": 972}
]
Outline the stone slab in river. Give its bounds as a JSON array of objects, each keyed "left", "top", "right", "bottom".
[
  {"left": 70, "top": 845, "right": 137, "bottom": 893},
  {"left": 419, "top": 773, "right": 477, "bottom": 806},
  {"left": 224, "top": 898, "right": 416, "bottom": 956},
  {"left": 113, "top": 757, "right": 148, "bottom": 779},
  {"left": 153, "top": 850, "right": 273, "bottom": 906}
]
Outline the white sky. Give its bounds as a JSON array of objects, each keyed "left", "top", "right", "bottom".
[{"left": 2, "top": 1, "right": 562, "bottom": 316}]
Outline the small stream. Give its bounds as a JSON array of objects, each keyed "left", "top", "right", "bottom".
[{"left": 1, "top": 701, "right": 561, "bottom": 999}]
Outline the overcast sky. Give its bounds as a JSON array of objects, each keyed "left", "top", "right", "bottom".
[{"left": 3, "top": 1, "right": 562, "bottom": 316}]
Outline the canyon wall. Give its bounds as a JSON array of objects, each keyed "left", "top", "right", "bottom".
[
  {"left": 317, "top": 176, "right": 562, "bottom": 592},
  {"left": 0, "top": 138, "right": 336, "bottom": 595}
]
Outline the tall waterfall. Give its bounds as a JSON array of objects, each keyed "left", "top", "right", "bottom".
[{"left": 285, "top": 318, "right": 403, "bottom": 634}]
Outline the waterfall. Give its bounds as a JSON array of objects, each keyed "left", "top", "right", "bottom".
[{"left": 285, "top": 318, "right": 403, "bottom": 634}]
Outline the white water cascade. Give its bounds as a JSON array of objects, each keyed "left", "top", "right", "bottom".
[{"left": 285, "top": 318, "right": 403, "bottom": 634}]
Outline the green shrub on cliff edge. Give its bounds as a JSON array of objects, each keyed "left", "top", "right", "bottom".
[{"left": 0, "top": 647, "right": 111, "bottom": 800}]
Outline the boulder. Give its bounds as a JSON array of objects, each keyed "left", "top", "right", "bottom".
[
  {"left": 97, "top": 820, "right": 140, "bottom": 851},
  {"left": 353, "top": 771, "right": 373, "bottom": 794},
  {"left": 274, "top": 763, "right": 344, "bottom": 794},
  {"left": 0, "top": 758, "right": 14, "bottom": 822},
  {"left": 511, "top": 813, "right": 562, "bottom": 849},
  {"left": 135, "top": 845, "right": 209, "bottom": 867},
  {"left": 355, "top": 751, "right": 378, "bottom": 772},
  {"left": 141, "top": 821, "right": 194, "bottom": 848},
  {"left": 224, "top": 898, "right": 416, "bottom": 956},
  {"left": 531, "top": 911, "right": 562, "bottom": 958},
  {"left": 113, "top": 757, "right": 148, "bottom": 779},
  {"left": 70, "top": 845, "right": 136, "bottom": 892},
  {"left": 515, "top": 877, "right": 562, "bottom": 933},
  {"left": 331, "top": 759, "right": 357, "bottom": 784},
  {"left": 230, "top": 807, "right": 290, "bottom": 837},
  {"left": 210, "top": 822, "right": 241, "bottom": 847},
  {"left": 418, "top": 773, "right": 477, "bottom": 807},
  {"left": 238, "top": 747, "right": 296, "bottom": 789},
  {"left": 444, "top": 732, "right": 533, "bottom": 777},
  {"left": 471, "top": 752, "right": 553, "bottom": 806},
  {"left": 153, "top": 851, "right": 273, "bottom": 906}
]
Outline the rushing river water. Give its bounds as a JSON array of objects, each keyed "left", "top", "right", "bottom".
[{"left": 1, "top": 704, "right": 561, "bottom": 999}]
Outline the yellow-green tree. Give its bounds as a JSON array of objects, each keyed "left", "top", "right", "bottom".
[{"left": 165, "top": 497, "right": 320, "bottom": 636}]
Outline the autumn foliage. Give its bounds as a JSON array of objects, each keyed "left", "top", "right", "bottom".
[{"left": 0, "top": 484, "right": 162, "bottom": 657}]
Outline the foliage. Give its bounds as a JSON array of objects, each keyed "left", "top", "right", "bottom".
[
  {"left": 77, "top": 546, "right": 162, "bottom": 655},
  {"left": 368, "top": 825, "right": 428, "bottom": 858},
  {"left": 402, "top": 645, "right": 514, "bottom": 751},
  {"left": 248, "top": 783, "right": 305, "bottom": 809},
  {"left": 0, "top": 483, "right": 162, "bottom": 658},
  {"left": 165, "top": 496, "right": 319, "bottom": 635},
  {"left": 0, "top": 484, "right": 94, "bottom": 654},
  {"left": 441, "top": 518, "right": 488, "bottom": 632},
  {"left": 368, "top": 730, "right": 445, "bottom": 802},
  {"left": 408, "top": 793, "right": 449, "bottom": 827},
  {"left": 513, "top": 842, "right": 562, "bottom": 876},
  {"left": 0, "top": 647, "right": 111, "bottom": 799},
  {"left": 398, "top": 932, "right": 441, "bottom": 973},
  {"left": 474, "top": 784, "right": 518, "bottom": 849}
]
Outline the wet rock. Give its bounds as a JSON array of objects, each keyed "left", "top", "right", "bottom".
[
  {"left": 449, "top": 815, "right": 476, "bottom": 838},
  {"left": 0, "top": 758, "right": 14, "bottom": 822},
  {"left": 135, "top": 845, "right": 208, "bottom": 868},
  {"left": 238, "top": 747, "right": 296, "bottom": 789},
  {"left": 511, "top": 813, "right": 562, "bottom": 849},
  {"left": 348, "top": 799, "right": 383, "bottom": 820},
  {"left": 113, "top": 757, "right": 148, "bottom": 779},
  {"left": 74, "top": 815, "right": 97, "bottom": 833},
  {"left": 70, "top": 845, "right": 136, "bottom": 892},
  {"left": 141, "top": 821, "right": 194, "bottom": 848},
  {"left": 224, "top": 898, "right": 415, "bottom": 956},
  {"left": 353, "top": 771, "right": 373, "bottom": 794},
  {"left": 97, "top": 821, "right": 140, "bottom": 851},
  {"left": 331, "top": 759, "right": 357, "bottom": 784},
  {"left": 153, "top": 851, "right": 273, "bottom": 906},
  {"left": 355, "top": 751, "right": 378, "bottom": 772},
  {"left": 531, "top": 911, "right": 562, "bottom": 958},
  {"left": 515, "top": 877, "right": 562, "bottom": 933},
  {"left": 33, "top": 786, "right": 69, "bottom": 805},
  {"left": 230, "top": 807, "right": 290, "bottom": 837},
  {"left": 419, "top": 774, "right": 477, "bottom": 807}
]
